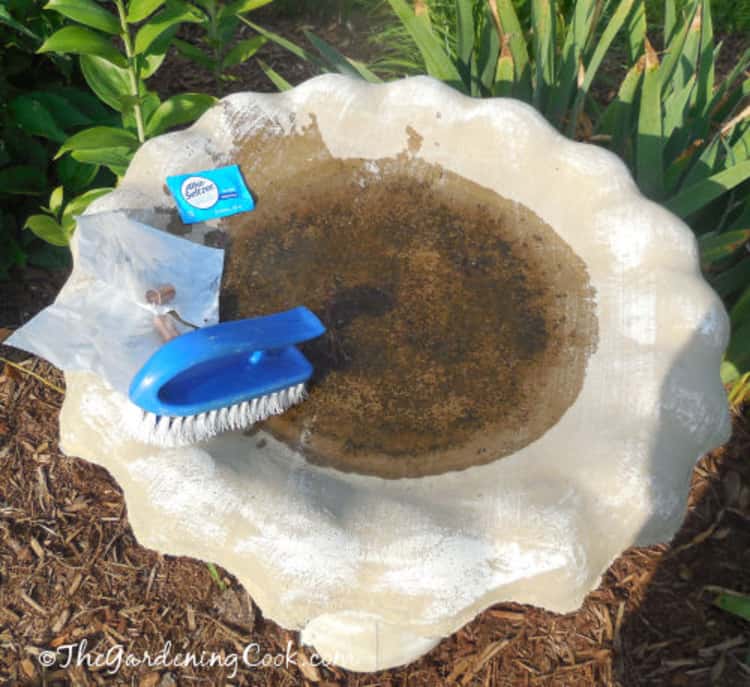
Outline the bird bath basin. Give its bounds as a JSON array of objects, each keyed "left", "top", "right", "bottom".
[
  {"left": 221, "top": 151, "right": 597, "bottom": 478},
  {"left": 59, "top": 75, "right": 730, "bottom": 671}
]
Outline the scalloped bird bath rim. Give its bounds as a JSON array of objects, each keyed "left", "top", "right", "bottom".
[{"left": 60, "top": 75, "right": 730, "bottom": 672}]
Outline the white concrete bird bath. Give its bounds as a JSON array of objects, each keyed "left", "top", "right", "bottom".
[{"left": 58, "top": 75, "right": 730, "bottom": 671}]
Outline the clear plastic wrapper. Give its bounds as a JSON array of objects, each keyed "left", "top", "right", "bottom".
[{"left": 6, "top": 211, "right": 224, "bottom": 396}]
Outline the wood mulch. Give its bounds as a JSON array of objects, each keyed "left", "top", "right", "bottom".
[
  {"left": 1, "top": 266, "right": 750, "bottom": 686},
  {"left": 2, "top": 8, "right": 750, "bottom": 687}
]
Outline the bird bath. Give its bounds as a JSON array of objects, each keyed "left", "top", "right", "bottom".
[{"left": 59, "top": 75, "right": 730, "bottom": 671}]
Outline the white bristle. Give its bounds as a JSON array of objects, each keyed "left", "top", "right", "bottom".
[
  {"left": 227, "top": 403, "right": 240, "bottom": 428},
  {"left": 123, "top": 383, "right": 308, "bottom": 447}
]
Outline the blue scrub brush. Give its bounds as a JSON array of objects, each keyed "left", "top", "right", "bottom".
[{"left": 125, "top": 306, "right": 325, "bottom": 446}]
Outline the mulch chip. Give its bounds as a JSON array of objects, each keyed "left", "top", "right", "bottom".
[{"left": 1, "top": 347, "right": 749, "bottom": 686}]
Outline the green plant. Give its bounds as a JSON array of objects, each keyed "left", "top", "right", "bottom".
[
  {"left": 0, "top": 0, "right": 116, "bottom": 275},
  {"left": 242, "top": 15, "right": 383, "bottom": 89},
  {"left": 714, "top": 590, "right": 750, "bottom": 622},
  {"left": 171, "top": 0, "right": 270, "bottom": 95},
  {"left": 709, "top": 588, "right": 750, "bottom": 668},
  {"left": 710, "top": 0, "right": 750, "bottom": 32},
  {"left": 26, "top": 0, "right": 221, "bottom": 244}
]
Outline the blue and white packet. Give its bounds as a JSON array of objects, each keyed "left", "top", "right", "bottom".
[{"left": 166, "top": 164, "right": 255, "bottom": 224}]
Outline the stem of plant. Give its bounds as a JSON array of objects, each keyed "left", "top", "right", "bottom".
[
  {"left": 208, "top": 2, "right": 222, "bottom": 97},
  {"left": 114, "top": 0, "right": 145, "bottom": 143}
]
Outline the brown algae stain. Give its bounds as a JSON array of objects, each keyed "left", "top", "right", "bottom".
[
  {"left": 220, "top": 112, "right": 597, "bottom": 478},
  {"left": 406, "top": 125, "right": 423, "bottom": 154}
]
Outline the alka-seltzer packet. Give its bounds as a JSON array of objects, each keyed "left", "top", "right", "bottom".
[{"left": 166, "top": 164, "right": 255, "bottom": 224}]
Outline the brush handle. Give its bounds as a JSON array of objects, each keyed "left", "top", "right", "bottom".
[{"left": 129, "top": 306, "right": 325, "bottom": 416}]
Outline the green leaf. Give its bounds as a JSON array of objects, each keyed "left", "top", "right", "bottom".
[
  {"left": 126, "top": 0, "right": 165, "bottom": 23},
  {"left": 345, "top": 58, "right": 383, "bottom": 84},
  {"left": 663, "top": 75, "right": 696, "bottom": 141},
  {"left": 0, "top": 225, "right": 27, "bottom": 278},
  {"left": 257, "top": 58, "right": 292, "bottom": 91},
  {"left": 38, "top": 26, "right": 127, "bottom": 67},
  {"left": 678, "top": 134, "right": 720, "bottom": 190},
  {"left": 695, "top": 0, "right": 715, "bottom": 112},
  {"left": 24, "top": 214, "right": 69, "bottom": 246},
  {"left": 477, "top": 4, "right": 500, "bottom": 94},
  {"left": 57, "top": 155, "right": 99, "bottom": 191},
  {"left": 192, "top": 0, "right": 215, "bottom": 14},
  {"left": 636, "top": 38, "right": 664, "bottom": 198},
  {"left": 219, "top": 0, "right": 272, "bottom": 19},
  {"left": 26, "top": 91, "right": 94, "bottom": 130},
  {"left": 49, "top": 85, "right": 118, "bottom": 123},
  {"left": 567, "top": 0, "right": 635, "bottom": 138},
  {"left": 302, "top": 30, "right": 381, "bottom": 83},
  {"left": 2, "top": 129, "right": 49, "bottom": 169},
  {"left": 664, "top": 0, "right": 677, "bottom": 45},
  {"left": 493, "top": 38, "right": 514, "bottom": 97},
  {"left": 216, "top": 14, "right": 238, "bottom": 45},
  {"left": 173, "top": 38, "right": 213, "bottom": 69},
  {"left": 0, "top": 165, "right": 47, "bottom": 195},
  {"left": 730, "top": 280, "right": 750, "bottom": 328},
  {"left": 139, "top": 24, "right": 178, "bottom": 78},
  {"left": 729, "top": 205, "right": 750, "bottom": 233},
  {"left": 721, "top": 359, "right": 740, "bottom": 385},
  {"left": 221, "top": 34, "right": 266, "bottom": 70},
  {"left": 206, "top": 562, "right": 226, "bottom": 591},
  {"left": 56, "top": 126, "right": 139, "bottom": 158},
  {"left": 724, "top": 320, "right": 750, "bottom": 380},
  {"left": 715, "top": 593, "right": 750, "bottom": 621},
  {"left": 625, "top": 0, "right": 646, "bottom": 62},
  {"left": 455, "top": 0, "right": 474, "bottom": 75},
  {"left": 674, "top": 0, "right": 702, "bottom": 95},
  {"left": 145, "top": 93, "right": 216, "bottom": 137},
  {"left": 43, "top": 0, "right": 120, "bottom": 34},
  {"left": 9, "top": 94, "right": 68, "bottom": 142},
  {"left": 699, "top": 229, "right": 750, "bottom": 264},
  {"left": 385, "top": 0, "right": 462, "bottom": 85},
  {"left": 49, "top": 185, "right": 64, "bottom": 216},
  {"left": 711, "top": 258, "right": 750, "bottom": 299},
  {"left": 241, "top": 18, "right": 318, "bottom": 62},
  {"left": 548, "top": 0, "right": 596, "bottom": 126},
  {"left": 666, "top": 161, "right": 750, "bottom": 217},
  {"left": 706, "top": 48, "right": 750, "bottom": 120},
  {"left": 80, "top": 54, "right": 132, "bottom": 111},
  {"left": 531, "top": 0, "right": 554, "bottom": 109},
  {"left": 133, "top": 3, "right": 203, "bottom": 55},
  {"left": 140, "top": 50, "right": 167, "bottom": 80},
  {"left": 61, "top": 186, "right": 114, "bottom": 229},
  {"left": 489, "top": 0, "right": 531, "bottom": 100},
  {"left": 70, "top": 147, "right": 132, "bottom": 175},
  {"left": 26, "top": 243, "right": 71, "bottom": 270},
  {"left": 732, "top": 124, "right": 750, "bottom": 165},
  {"left": 0, "top": 4, "right": 41, "bottom": 41},
  {"left": 597, "top": 56, "right": 643, "bottom": 157},
  {"left": 660, "top": 0, "right": 699, "bottom": 94}
]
